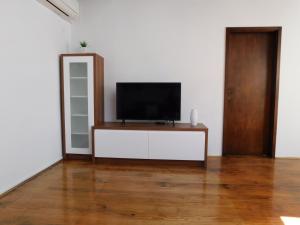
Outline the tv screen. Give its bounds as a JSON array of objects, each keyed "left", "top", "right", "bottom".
[{"left": 116, "top": 82, "right": 181, "bottom": 121}]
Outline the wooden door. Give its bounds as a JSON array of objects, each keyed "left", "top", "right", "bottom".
[{"left": 223, "top": 28, "right": 281, "bottom": 157}]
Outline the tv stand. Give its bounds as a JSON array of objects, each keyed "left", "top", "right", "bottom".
[
  {"left": 121, "top": 119, "right": 126, "bottom": 125},
  {"left": 92, "top": 122, "right": 208, "bottom": 168},
  {"left": 122, "top": 120, "right": 176, "bottom": 126},
  {"left": 155, "top": 121, "right": 175, "bottom": 126},
  {"left": 155, "top": 121, "right": 167, "bottom": 125}
]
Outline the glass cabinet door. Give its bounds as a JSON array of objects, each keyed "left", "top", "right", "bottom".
[
  {"left": 63, "top": 55, "right": 94, "bottom": 155},
  {"left": 69, "top": 62, "right": 89, "bottom": 149}
]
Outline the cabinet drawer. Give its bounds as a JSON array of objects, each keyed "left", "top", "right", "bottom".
[
  {"left": 149, "top": 131, "right": 205, "bottom": 160},
  {"left": 94, "top": 130, "right": 148, "bottom": 159}
]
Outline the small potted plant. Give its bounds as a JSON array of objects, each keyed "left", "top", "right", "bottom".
[{"left": 80, "top": 41, "right": 88, "bottom": 53}]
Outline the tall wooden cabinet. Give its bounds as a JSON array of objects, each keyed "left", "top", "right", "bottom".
[{"left": 60, "top": 53, "right": 104, "bottom": 158}]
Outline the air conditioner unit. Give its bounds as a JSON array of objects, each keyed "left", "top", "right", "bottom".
[{"left": 37, "top": 0, "right": 79, "bottom": 21}]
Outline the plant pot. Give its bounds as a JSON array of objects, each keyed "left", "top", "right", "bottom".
[{"left": 80, "top": 47, "right": 88, "bottom": 53}]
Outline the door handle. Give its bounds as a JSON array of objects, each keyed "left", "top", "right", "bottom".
[{"left": 227, "top": 88, "right": 234, "bottom": 102}]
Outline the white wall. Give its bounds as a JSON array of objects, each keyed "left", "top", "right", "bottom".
[
  {"left": 0, "top": 0, "right": 70, "bottom": 194},
  {"left": 64, "top": 0, "right": 80, "bottom": 12},
  {"left": 71, "top": 0, "right": 300, "bottom": 157}
]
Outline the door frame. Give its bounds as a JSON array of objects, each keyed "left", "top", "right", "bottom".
[{"left": 222, "top": 27, "right": 282, "bottom": 158}]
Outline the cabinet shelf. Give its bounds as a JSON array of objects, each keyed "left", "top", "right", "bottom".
[
  {"left": 72, "top": 132, "right": 89, "bottom": 135},
  {"left": 72, "top": 114, "right": 88, "bottom": 117},
  {"left": 71, "top": 96, "right": 88, "bottom": 98},
  {"left": 71, "top": 77, "right": 87, "bottom": 80}
]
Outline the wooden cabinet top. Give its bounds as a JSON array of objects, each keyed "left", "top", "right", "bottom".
[
  {"left": 93, "top": 122, "right": 208, "bottom": 132},
  {"left": 60, "top": 53, "right": 103, "bottom": 58}
]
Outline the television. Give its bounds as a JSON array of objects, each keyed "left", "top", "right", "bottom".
[{"left": 116, "top": 82, "right": 181, "bottom": 122}]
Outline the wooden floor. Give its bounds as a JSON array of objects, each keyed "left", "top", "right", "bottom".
[{"left": 1, "top": 157, "right": 300, "bottom": 225}]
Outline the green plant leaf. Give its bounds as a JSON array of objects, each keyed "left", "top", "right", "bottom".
[{"left": 80, "top": 41, "right": 87, "bottom": 47}]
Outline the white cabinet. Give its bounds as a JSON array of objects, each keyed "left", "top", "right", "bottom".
[
  {"left": 93, "top": 124, "right": 208, "bottom": 166},
  {"left": 148, "top": 131, "right": 205, "bottom": 160},
  {"left": 62, "top": 56, "right": 94, "bottom": 155},
  {"left": 94, "top": 130, "right": 148, "bottom": 159}
]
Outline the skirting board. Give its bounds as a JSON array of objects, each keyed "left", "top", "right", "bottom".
[
  {"left": 94, "top": 157, "right": 205, "bottom": 168},
  {"left": 64, "top": 154, "right": 93, "bottom": 160},
  {"left": 0, "top": 159, "right": 62, "bottom": 199},
  {"left": 275, "top": 157, "right": 300, "bottom": 160}
]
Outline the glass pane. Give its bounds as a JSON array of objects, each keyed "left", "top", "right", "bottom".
[
  {"left": 71, "top": 116, "right": 88, "bottom": 134},
  {"left": 69, "top": 62, "right": 89, "bottom": 148},
  {"left": 70, "top": 62, "right": 87, "bottom": 77},
  {"left": 70, "top": 79, "right": 87, "bottom": 96},
  {"left": 71, "top": 98, "right": 88, "bottom": 115},
  {"left": 72, "top": 134, "right": 89, "bottom": 148}
]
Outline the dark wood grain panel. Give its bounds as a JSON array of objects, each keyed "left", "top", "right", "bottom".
[
  {"left": 59, "top": 55, "right": 66, "bottom": 158},
  {"left": 93, "top": 122, "right": 208, "bottom": 131},
  {"left": 64, "top": 154, "right": 92, "bottom": 160},
  {"left": 94, "top": 158, "right": 205, "bottom": 167},
  {"left": 1, "top": 157, "right": 300, "bottom": 225},
  {"left": 60, "top": 53, "right": 105, "bottom": 158},
  {"left": 60, "top": 53, "right": 101, "bottom": 57},
  {"left": 223, "top": 27, "right": 281, "bottom": 157},
  {"left": 93, "top": 54, "right": 105, "bottom": 125}
]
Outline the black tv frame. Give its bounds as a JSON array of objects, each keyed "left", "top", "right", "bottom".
[{"left": 116, "top": 82, "right": 181, "bottom": 125}]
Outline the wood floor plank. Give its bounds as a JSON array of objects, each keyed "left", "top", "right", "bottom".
[{"left": 1, "top": 157, "right": 300, "bottom": 225}]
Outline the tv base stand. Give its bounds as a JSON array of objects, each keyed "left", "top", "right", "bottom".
[
  {"left": 92, "top": 122, "right": 208, "bottom": 168},
  {"left": 121, "top": 120, "right": 126, "bottom": 126}
]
